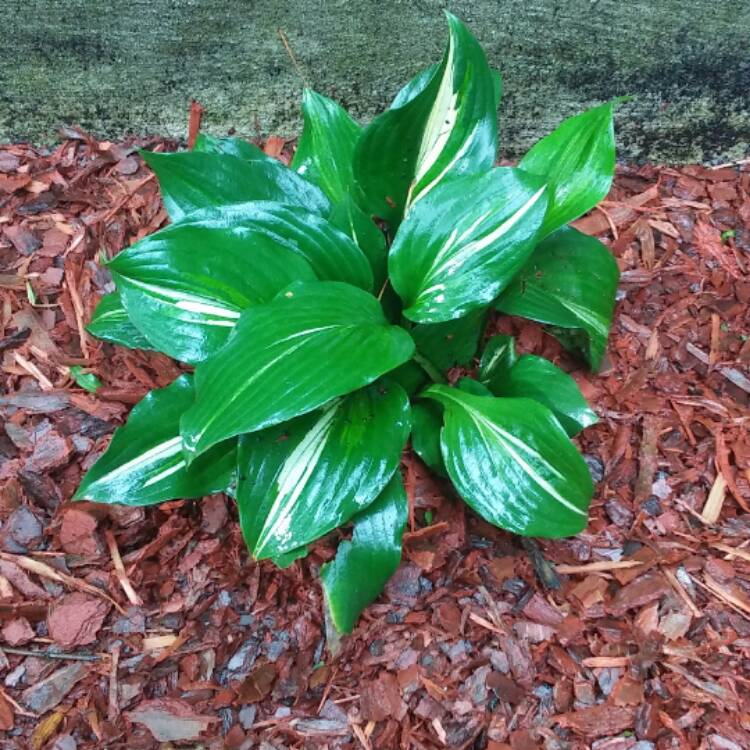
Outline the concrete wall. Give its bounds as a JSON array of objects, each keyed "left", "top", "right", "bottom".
[{"left": 3, "top": 0, "right": 749, "bottom": 162}]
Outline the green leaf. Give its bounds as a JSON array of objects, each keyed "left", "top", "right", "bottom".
[
  {"left": 424, "top": 386, "right": 593, "bottom": 537},
  {"left": 387, "top": 361, "right": 428, "bottom": 397},
  {"left": 321, "top": 474, "right": 407, "bottom": 634},
  {"left": 410, "top": 400, "right": 445, "bottom": 475},
  {"left": 353, "top": 13, "right": 497, "bottom": 225},
  {"left": 486, "top": 355, "right": 598, "bottom": 436},
  {"left": 390, "top": 64, "right": 439, "bottom": 108},
  {"left": 478, "top": 334, "right": 517, "bottom": 383},
  {"left": 456, "top": 377, "right": 492, "bottom": 397},
  {"left": 292, "top": 89, "right": 361, "bottom": 204},
  {"left": 389, "top": 168, "right": 548, "bottom": 323},
  {"left": 69, "top": 366, "right": 102, "bottom": 393},
  {"left": 181, "top": 281, "right": 415, "bottom": 460},
  {"left": 496, "top": 226, "right": 620, "bottom": 370},
  {"left": 329, "top": 196, "right": 388, "bottom": 290},
  {"left": 86, "top": 292, "right": 152, "bottom": 350},
  {"left": 392, "top": 63, "right": 501, "bottom": 111},
  {"left": 110, "top": 202, "right": 372, "bottom": 363},
  {"left": 237, "top": 381, "right": 410, "bottom": 559},
  {"left": 75, "top": 375, "right": 236, "bottom": 506},
  {"left": 411, "top": 308, "right": 486, "bottom": 373},
  {"left": 272, "top": 545, "right": 309, "bottom": 569},
  {"left": 519, "top": 102, "right": 616, "bottom": 237},
  {"left": 193, "top": 133, "right": 273, "bottom": 162},
  {"left": 141, "top": 151, "right": 330, "bottom": 221}
]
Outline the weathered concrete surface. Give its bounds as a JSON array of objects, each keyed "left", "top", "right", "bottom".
[{"left": 3, "top": 0, "right": 749, "bottom": 161}]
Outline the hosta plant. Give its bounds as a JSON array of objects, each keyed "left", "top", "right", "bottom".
[{"left": 77, "top": 13, "right": 620, "bottom": 635}]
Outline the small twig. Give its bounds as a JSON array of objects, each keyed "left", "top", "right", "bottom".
[
  {"left": 105, "top": 529, "right": 143, "bottom": 606},
  {"left": 555, "top": 559, "right": 645, "bottom": 574},
  {"left": 1, "top": 647, "right": 102, "bottom": 662},
  {"left": 277, "top": 28, "right": 309, "bottom": 86},
  {"left": 14, "top": 352, "right": 53, "bottom": 390},
  {"left": 662, "top": 566, "right": 701, "bottom": 617},
  {"left": 64, "top": 265, "right": 90, "bottom": 360},
  {"left": 108, "top": 644, "right": 120, "bottom": 721},
  {"left": 0, "top": 552, "right": 125, "bottom": 614},
  {"left": 0, "top": 686, "right": 35, "bottom": 717}
]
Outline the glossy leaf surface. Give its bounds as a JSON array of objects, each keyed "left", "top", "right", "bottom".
[
  {"left": 387, "top": 361, "right": 428, "bottom": 397},
  {"left": 487, "top": 354, "right": 598, "bottom": 436},
  {"left": 392, "top": 63, "right": 501, "bottom": 112},
  {"left": 519, "top": 102, "right": 616, "bottom": 237},
  {"left": 411, "top": 309, "right": 486, "bottom": 373},
  {"left": 353, "top": 13, "right": 497, "bottom": 225},
  {"left": 497, "top": 226, "right": 619, "bottom": 370},
  {"left": 389, "top": 168, "right": 547, "bottom": 323},
  {"left": 321, "top": 475, "right": 407, "bottom": 634},
  {"left": 477, "top": 334, "right": 516, "bottom": 383},
  {"left": 424, "top": 386, "right": 593, "bottom": 537},
  {"left": 456, "top": 377, "right": 492, "bottom": 397},
  {"left": 292, "top": 89, "right": 361, "bottom": 204},
  {"left": 110, "top": 202, "right": 372, "bottom": 363},
  {"left": 75, "top": 375, "right": 235, "bottom": 505},
  {"left": 193, "top": 134, "right": 273, "bottom": 162},
  {"left": 410, "top": 400, "right": 445, "bottom": 475},
  {"left": 181, "top": 282, "right": 415, "bottom": 460},
  {"left": 141, "top": 151, "right": 330, "bottom": 221},
  {"left": 329, "top": 196, "right": 388, "bottom": 290},
  {"left": 86, "top": 292, "right": 151, "bottom": 350},
  {"left": 237, "top": 381, "right": 410, "bottom": 559}
]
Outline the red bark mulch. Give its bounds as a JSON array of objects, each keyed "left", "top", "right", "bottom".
[{"left": 0, "top": 130, "right": 749, "bottom": 749}]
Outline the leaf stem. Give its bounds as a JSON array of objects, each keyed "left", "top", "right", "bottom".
[{"left": 413, "top": 351, "right": 447, "bottom": 384}]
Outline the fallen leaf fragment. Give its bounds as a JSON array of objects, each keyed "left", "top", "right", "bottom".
[
  {"left": 48, "top": 592, "right": 110, "bottom": 648},
  {"left": 126, "top": 698, "right": 218, "bottom": 741},
  {"left": 30, "top": 710, "right": 65, "bottom": 750},
  {"left": 237, "top": 664, "right": 276, "bottom": 703}
]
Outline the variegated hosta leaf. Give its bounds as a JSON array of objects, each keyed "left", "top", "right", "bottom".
[
  {"left": 180, "top": 281, "right": 415, "bottom": 460},
  {"left": 329, "top": 195, "right": 388, "bottom": 290},
  {"left": 483, "top": 353, "right": 598, "bottom": 437},
  {"left": 193, "top": 133, "right": 274, "bottom": 162},
  {"left": 291, "top": 89, "right": 361, "bottom": 205},
  {"left": 321, "top": 474, "right": 408, "bottom": 634},
  {"left": 424, "top": 386, "right": 593, "bottom": 537},
  {"left": 478, "top": 334, "right": 517, "bottom": 384},
  {"left": 74, "top": 375, "right": 236, "bottom": 506},
  {"left": 519, "top": 101, "right": 616, "bottom": 238},
  {"left": 389, "top": 168, "right": 548, "bottom": 323},
  {"left": 391, "top": 63, "right": 501, "bottom": 112},
  {"left": 411, "top": 308, "right": 486, "bottom": 373},
  {"left": 353, "top": 13, "right": 497, "bottom": 226},
  {"left": 236, "top": 381, "right": 410, "bottom": 559},
  {"left": 86, "top": 292, "right": 152, "bottom": 350},
  {"left": 141, "top": 150, "right": 330, "bottom": 221},
  {"left": 290, "top": 91, "right": 390, "bottom": 287},
  {"left": 109, "top": 202, "right": 373, "bottom": 363},
  {"left": 496, "top": 226, "right": 620, "bottom": 370}
]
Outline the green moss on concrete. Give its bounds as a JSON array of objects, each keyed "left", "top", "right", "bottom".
[{"left": 3, "top": 0, "right": 749, "bottom": 161}]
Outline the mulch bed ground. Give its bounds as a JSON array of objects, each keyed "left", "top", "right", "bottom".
[{"left": 0, "top": 131, "right": 749, "bottom": 750}]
